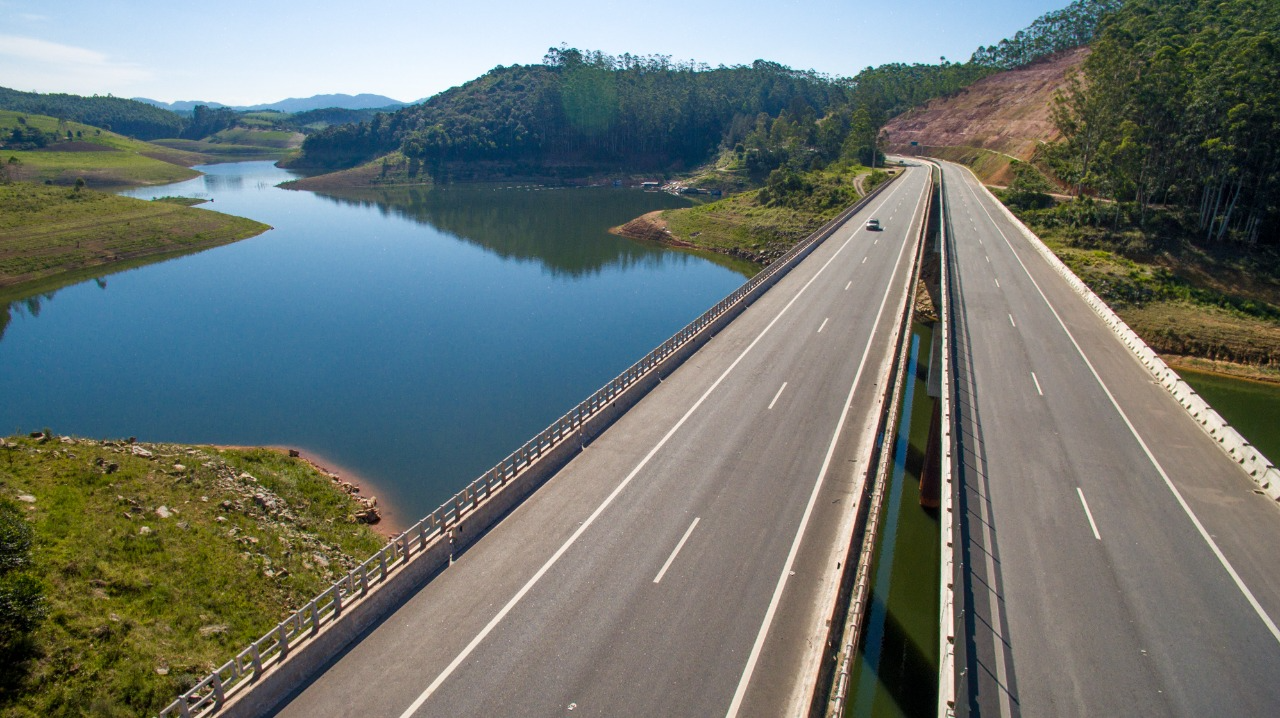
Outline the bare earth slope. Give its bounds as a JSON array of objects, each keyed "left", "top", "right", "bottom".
[{"left": 883, "top": 46, "right": 1087, "bottom": 177}]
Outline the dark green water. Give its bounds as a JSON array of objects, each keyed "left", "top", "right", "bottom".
[
  {"left": 0, "top": 162, "right": 752, "bottom": 522},
  {"left": 848, "top": 321, "right": 940, "bottom": 718},
  {"left": 1177, "top": 368, "right": 1280, "bottom": 463}
]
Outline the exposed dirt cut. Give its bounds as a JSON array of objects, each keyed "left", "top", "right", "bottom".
[{"left": 883, "top": 46, "right": 1089, "bottom": 162}]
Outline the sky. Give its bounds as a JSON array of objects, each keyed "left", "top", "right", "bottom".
[{"left": 1, "top": 0, "right": 1068, "bottom": 106}]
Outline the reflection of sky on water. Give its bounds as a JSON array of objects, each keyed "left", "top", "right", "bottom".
[{"left": 0, "top": 162, "right": 749, "bottom": 519}]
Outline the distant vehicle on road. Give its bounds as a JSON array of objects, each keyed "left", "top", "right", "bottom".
[{"left": 866, "top": 218, "right": 882, "bottom": 231}]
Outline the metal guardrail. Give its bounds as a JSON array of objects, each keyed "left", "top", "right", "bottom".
[{"left": 159, "top": 173, "right": 901, "bottom": 718}]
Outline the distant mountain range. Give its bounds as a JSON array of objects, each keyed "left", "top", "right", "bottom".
[{"left": 132, "top": 93, "right": 412, "bottom": 114}]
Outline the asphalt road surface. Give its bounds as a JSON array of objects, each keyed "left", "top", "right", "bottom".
[
  {"left": 941, "top": 160, "right": 1280, "bottom": 717},
  {"left": 268, "top": 166, "right": 934, "bottom": 718}
]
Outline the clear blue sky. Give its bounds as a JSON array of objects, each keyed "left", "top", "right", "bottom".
[{"left": 1, "top": 0, "right": 1067, "bottom": 106}]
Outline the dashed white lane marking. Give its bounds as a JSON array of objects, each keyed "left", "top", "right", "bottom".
[
  {"left": 1032, "top": 372, "right": 1044, "bottom": 396},
  {"left": 654, "top": 517, "right": 701, "bottom": 583},
  {"left": 725, "top": 168, "right": 927, "bottom": 718},
  {"left": 394, "top": 171, "right": 925, "bottom": 718},
  {"left": 994, "top": 277, "right": 1000, "bottom": 288},
  {"left": 863, "top": 256, "right": 868, "bottom": 264},
  {"left": 817, "top": 317, "right": 829, "bottom": 334},
  {"left": 768, "top": 382, "right": 788, "bottom": 410},
  {"left": 959, "top": 167, "right": 1280, "bottom": 645},
  {"left": 1077, "top": 488, "right": 1102, "bottom": 540},
  {"left": 845, "top": 281, "right": 852, "bottom": 291},
  {"left": 1009, "top": 314, "right": 1016, "bottom": 328}
]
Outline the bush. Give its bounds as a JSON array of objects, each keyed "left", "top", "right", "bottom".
[{"left": 0, "top": 500, "right": 44, "bottom": 673}]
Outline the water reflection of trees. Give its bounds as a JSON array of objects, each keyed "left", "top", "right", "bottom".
[
  {"left": 314, "top": 186, "right": 754, "bottom": 279},
  {"left": 0, "top": 280, "right": 105, "bottom": 343}
]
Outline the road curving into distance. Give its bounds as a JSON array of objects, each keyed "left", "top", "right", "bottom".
[
  {"left": 267, "top": 166, "right": 934, "bottom": 717},
  {"left": 940, "top": 159, "right": 1280, "bottom": 717}
]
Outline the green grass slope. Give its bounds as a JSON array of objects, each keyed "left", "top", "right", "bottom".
[
  {"left": 0, "top": 434, "right": 385, "bottom": 717},
  {"left": 1, "top": 111, "right": 204, "bottom": 188},
  {"left": 0, "top": 183, "right": 270, "bottom": 301}
]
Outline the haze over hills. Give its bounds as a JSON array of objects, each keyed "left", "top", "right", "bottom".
[{"left": 132, "top": 93, "right": 410, "bottom": 114}]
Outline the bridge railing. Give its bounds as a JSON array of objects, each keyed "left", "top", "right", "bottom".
[{"left": 159, "top": 173, "right": 901, "bottom": 718}]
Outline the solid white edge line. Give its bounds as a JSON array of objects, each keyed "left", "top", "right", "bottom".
[
  {"left": 962, "top": 169, "right": 1280, "bottom": 645},
  {"left": 818, "top": 317, "right": 829, "bottom": 334},
  {"left": 654, "top": 517, "right": 701, "bottom": 584},
  {"left": 724, "top": 170, "right": 927, "bottom": 718},
  {"left": 1031, "top": 372, "right": 1043, "bottom": 396},
  {"left": 768, "top": 382, "right": 788, "bottom": 410},
  {"left": 1077, "top": 488, "right": 1102, "bottom": 540},
  {"left": 396, "top": 170, "right": 919, "bottom": 718}
]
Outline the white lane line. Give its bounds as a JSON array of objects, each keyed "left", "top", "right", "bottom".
[
  {"left": 994, "top": 277, "right": 1001, "bottom": 288},
  {"left": 818, "top": 317, "right": 829, "bottom": 333},
  {"left": 845, "top": 281, "right": 852, "bottom": 291},
  {"left": 654, "top": 517, "right": 701, "bottom": 584},
  {"left": 875, "top": 239, "right": 879, "bottom": 245},
  {"left": 395, "top": 172, "right": 921, "bottom": 718},
  {"left": 862, "top": 256, "right": 868, "bottom": 264},
  {"left": 986, "top": 255, "right": 990, "bottom": 263},
  {"left": 725, "top": 166, "right": 927, "bottom": 718},
  {"left": 1031, "top": 372, "right": 1043, "bottom": 396},
  {"left": 979, "top": 238, "right": 984, "bottom": 245},
  {"left": 1009, "top": 314, "right": 1016, "bottom": 328},
  {"left": 768, "top": 382, "right": 788, "bottom": 410},
  {"left": 962, "top": 173, "right": 1280, "bottom": 645},
  {"left": 1077, "top": 488, "right": 1102, "bottom": 540}
]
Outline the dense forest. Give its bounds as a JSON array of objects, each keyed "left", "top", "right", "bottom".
[
  {"left": 298, "top": 50, "right": 849, "bottom": 174},
  {"left": 0, "top": 87, "right": 184, "bottom": 140},
  {"left": 297, "top": 51, "right": 1003, "bottom": 177},
  {"left": 298, "top": 1, "right": 1119, "bottom": 180},
  {"left": 970, "top": 0, "right": 1121, "bottom": 69},
  {"left": 1047, "top": 0, "right": 1279, "bottom": 244}
]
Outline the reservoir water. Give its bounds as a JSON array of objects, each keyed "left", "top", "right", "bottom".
[{"left": 0, "top": 161, "right": 751, "bottom": 522}]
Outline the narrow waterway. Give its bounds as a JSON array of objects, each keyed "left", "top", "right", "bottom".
[
  {"left": 848, "top": 321, "right": 941, "bottom": 718},
  {"left": 0, "top": 162, "right": 752, "bottom": 521},
  {"left": 1177, "top": 367, "right": 1280, "bottom": 463}
]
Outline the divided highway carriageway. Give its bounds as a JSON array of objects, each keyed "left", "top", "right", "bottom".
[
  {"left": 253, "top": 165, "right": 936, "bottom": 717},
  {"left": 941, "top": 159, "right": 1280, "bottom": 717}
]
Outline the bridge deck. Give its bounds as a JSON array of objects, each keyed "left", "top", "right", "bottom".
[
  {"left": 943, "top": 161, "right": 1280, "bottom": 717},
  {"left": 268, "top": 167, "right": 933, "bottom": 717}
]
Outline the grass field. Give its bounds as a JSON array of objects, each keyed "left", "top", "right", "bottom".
[
  {"left": 640, "top": 164, "right": 889, "bottom": 265},
  {"left": 0, "top": 434, "right": 386, "bottom": 717},
  {"left": 1, "top": 111, "right": 206, "bottom": 188},
  {"left": 0, "top": 183, "right": 270, "bottom": 301}
]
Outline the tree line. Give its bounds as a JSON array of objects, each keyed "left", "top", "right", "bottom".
[
  {"left": 0, "top": 87, "right": 185, "bottom": 140},
  {"left": 1047, "top": 0, "right": 1279, "bottom": 244},
  {"left": 970, "top": 0, "right": 1121, "bottom": 69}
]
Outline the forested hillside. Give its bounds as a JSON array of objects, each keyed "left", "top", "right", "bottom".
[
  {"left": 970, "top": 0, "right": 1120, "bottom": 69},
  {"left": 0, "top": 87, "right": 184, "bottom": 140},
  {"left": 297, "top": 49, "right": 848, "bottom": 174},
  {"left": 1047, "top": 0, "right": 1279, "bottom": 244}
]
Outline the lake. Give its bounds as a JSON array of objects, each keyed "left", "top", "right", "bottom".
[{"left": 0, "top": 162, "right": 752, "bottom": 523}]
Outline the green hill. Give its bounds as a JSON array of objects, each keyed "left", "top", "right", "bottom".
[
  {"left": 0, "top": 87, "right": 184, "bottom": 140},
  {"left": 0, "top": 111, "right": 203, "bottom": 188}
]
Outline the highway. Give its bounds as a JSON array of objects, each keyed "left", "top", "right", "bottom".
[
  {"left": 941, "top": 159, "right": 1280, "bottom": 716},
  {"left": 267, "top": 166, "right": 933, "bottom": 717}
]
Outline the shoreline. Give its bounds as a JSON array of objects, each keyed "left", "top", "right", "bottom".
[{"left": 213, "top": 444, "right": 403, "bottom": 538}]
